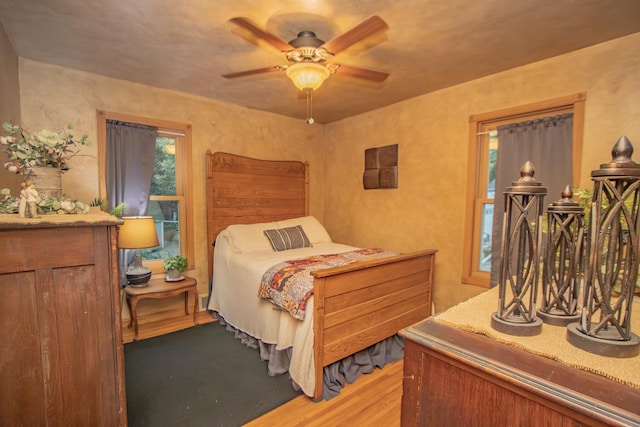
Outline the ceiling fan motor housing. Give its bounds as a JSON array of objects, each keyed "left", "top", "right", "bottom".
[
  {"left": 289, "top": 31, "right": 324, "bottom": 48},
  {"left": 286, "top": 31, "right": 331, "bottom": 63}
]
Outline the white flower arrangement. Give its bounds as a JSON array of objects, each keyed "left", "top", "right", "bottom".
[{"left": 1, "top": 122, "right": 91, "bottom": 173}]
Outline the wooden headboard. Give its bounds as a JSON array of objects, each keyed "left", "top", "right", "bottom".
[{"left": 206, "top": 151, "right": 309, "bottom": 278}]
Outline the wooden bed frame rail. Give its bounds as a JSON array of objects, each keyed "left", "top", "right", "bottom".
[{"left": 312, "top": 249, "right": 436, "bottom": 399}]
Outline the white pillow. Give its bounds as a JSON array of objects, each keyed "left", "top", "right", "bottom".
[
  {"left": 224, "top": 221, "right": 278, "bottom": 253},
  {"left": 276, "top": 216, "right": 332, "bottom": 244}
]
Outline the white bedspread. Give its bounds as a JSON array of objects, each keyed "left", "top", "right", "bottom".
[{"left": 208, "top": 230, "right": 356, "bottom": 397}]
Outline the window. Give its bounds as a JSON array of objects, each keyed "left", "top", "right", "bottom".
[
  {"left": 97, "top": 111, "right": 194, "bottom": 274},
  {"left": 462, "top": 94, "right": 585, "bottom": 287}
]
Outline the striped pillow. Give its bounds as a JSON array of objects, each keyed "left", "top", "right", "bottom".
[{"left": 264, "top": 225, "right": 312, "bottom": 251}]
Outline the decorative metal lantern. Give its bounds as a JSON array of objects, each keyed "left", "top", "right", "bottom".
[
  {"left": 538, "top": 185, "right": 585, "bottom": 326},
  {"left": 567, "top": 136, "right": 640, "bottom": 357},
  {"left": 492, "top": 161, "right": 547, "bottom": 336}
]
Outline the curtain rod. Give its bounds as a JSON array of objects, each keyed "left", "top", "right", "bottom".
[
  {"left": 476, "top": 130, "right": 498, "bottom": 136},
  {"left": 158, "top": 129, "right": 185, "bottom": 137}
]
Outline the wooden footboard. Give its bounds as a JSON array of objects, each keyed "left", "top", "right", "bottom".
[{"left": 311, "top": 249, "right": 436, "bottom": 399}]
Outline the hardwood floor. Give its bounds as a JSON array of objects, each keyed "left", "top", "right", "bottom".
[
  {"left": 244, "top": 360, "right": 403, "bottom": 427},
  {"left": 121, "top": 308, "right": 214, "bottom": 343},
  {"left": 122, "top": 312, "right": 403, "bottom": 426}
]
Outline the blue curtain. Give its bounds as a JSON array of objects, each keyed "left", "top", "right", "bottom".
[
  {"left": 106, "top": 120, "right": 157, "bottom": 283},
  {"left": 490, "top": 113, "right": 574, "bottom": 287},
  {"left": 106, "top": 120, "right": 157, "bottom": 216}
]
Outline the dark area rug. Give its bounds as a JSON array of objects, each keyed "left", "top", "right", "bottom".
[{"left": 125, "top": 321, "right": 300, "bottom": 427}]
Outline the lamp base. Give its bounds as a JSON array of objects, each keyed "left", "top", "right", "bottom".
[{"left": 126, "top": 269, "right": 152, "bottom": 287}]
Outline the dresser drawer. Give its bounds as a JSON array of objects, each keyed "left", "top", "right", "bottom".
[{"left": 0, "top": 227, "right": 95, "bottom": 273}]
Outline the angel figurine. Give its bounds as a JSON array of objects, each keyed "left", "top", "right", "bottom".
[{"left": 24, "top": 181, "right": 38, "bottom": 218}]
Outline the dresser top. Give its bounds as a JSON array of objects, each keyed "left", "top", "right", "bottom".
[{"left": 0, "top": 211, "right": 122, "bottom": 229}]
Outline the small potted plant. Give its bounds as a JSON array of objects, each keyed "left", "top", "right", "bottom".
[
  {"left": 163, "top": 255, "right": 188, "bottom": 281},
  {"left": 89, "top": 197, "right": 107, "bottom": 213}
]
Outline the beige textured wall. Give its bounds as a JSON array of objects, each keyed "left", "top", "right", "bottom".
[
  {"left": 323, "top": 33, "right": 640, "bottom": 313},
  {"left": 16, "top": 58, "right": 325, "bottom": 301},
  {"left": 11, "top": 33, "right": 640, "bottom": 316},
  {"left": 0, "top": 23, "right": 23, "bottom": 193}
]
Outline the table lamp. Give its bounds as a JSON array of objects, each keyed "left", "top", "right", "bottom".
[{"left": 118, "top": 216, "right": 159, "bottom": 287}]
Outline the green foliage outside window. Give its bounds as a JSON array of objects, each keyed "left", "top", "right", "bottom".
[
  {"left": 141, "top": 136, "right": 181, "bottom": 261},
  {"left": 151, "top": 137, "right": 176, "bottom": 195}
]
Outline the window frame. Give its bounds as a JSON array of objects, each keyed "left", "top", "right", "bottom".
[
  {"left": 462, "top": 93, "right": 586, "bottom": 288},
  {"left": 97, "top": 110, "right": 194, "bottom": 274}
]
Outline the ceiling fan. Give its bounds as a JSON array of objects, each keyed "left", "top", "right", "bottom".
[{"left": 223, "top": 15, "right": 390, "bottom": 123}]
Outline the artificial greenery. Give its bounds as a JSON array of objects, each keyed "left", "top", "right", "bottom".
[
  {"left": 0, "top": 187, "right": 90, "bottom": 215},
  {"left": 1, "top": 122, "right": 91, "bottom": 173},
  {"left": 0, "top": 188, "right": 128, "bottom": 217},
  {"left": 573, "top": 185, "right": 636, "bottom": 229},
  {"left": 110, "top": 202, "right": 125, "bottom": 218},
  {"left": 572, "top": 186, "right": 593, "bottom": 222},
  {"left": 0, "top": 188, "right": 17, "bottom": 214},
  {"left": 90, "top": 197, "right": 107, "bottom": 210},
  {"left": 39, "top": 195, "right": 90, "bottom": 214},
  {"left": 163, "top": 255, "right": 188, "bottom": 272}
]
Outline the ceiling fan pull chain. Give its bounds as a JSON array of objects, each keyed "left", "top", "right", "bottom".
[{"left": 305, "top": 89, "right": 315, "bottom": 125}]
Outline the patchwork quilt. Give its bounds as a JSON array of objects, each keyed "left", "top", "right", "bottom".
[{"left": 258, "top": 248, "right": 397, "bottom": 319}]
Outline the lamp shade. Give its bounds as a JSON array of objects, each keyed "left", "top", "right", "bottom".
[
  {"left": 118, "top": 216, "right": 159, "bottom": 249},
  {"left": 285, "top": 62, "right": 331, "bottom": 92}
]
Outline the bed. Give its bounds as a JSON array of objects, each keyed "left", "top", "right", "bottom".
[{"left": 205, "top": 151, "right": 436, "bottom": 400}]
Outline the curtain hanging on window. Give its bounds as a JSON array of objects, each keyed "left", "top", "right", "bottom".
[
  {"left": 489, "top": 113, "right": 574, "bottom": 287},
  {"left": 106, "top": 120, "right": 157, "bottom": 285},
  {"left": 106, "top": 120, "right": 157, "bottom": 216}
]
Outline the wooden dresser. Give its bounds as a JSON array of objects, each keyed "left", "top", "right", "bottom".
[
  {"left": 0, "top": 213, "right": 127, "bottom": 426},
  {"left": 400, "top": 318, "right": 640, "bottom": 427}
]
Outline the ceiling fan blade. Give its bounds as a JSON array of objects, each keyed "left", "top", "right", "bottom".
[
  {"left": 229, "top": 17, "right": 292, "bottom": 52},
  {"left": 335, "top": 64, "right": 389, "bottom": 82},
  {"left": 222, "top": 66, "right": 282, "bottom": 79},
  {"left": 322, "top": 16, "right": 388, "bottom": 55}
]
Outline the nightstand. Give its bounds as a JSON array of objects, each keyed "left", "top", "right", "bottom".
[{"left": 124, "top": 276, "right": 199, "bottom": 340}]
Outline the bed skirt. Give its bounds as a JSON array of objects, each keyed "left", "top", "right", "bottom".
[{"left": 212, "top": 312, "right": 404, "bottom": 400}]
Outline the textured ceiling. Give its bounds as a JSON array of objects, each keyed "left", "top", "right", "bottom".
[{"left": 1, "top": 0, "right": 639, "bottom": 124}]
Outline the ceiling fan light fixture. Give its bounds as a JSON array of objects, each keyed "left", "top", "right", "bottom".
[{"left": 285, "top": 62, "right": 331, "bottom": 92}]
